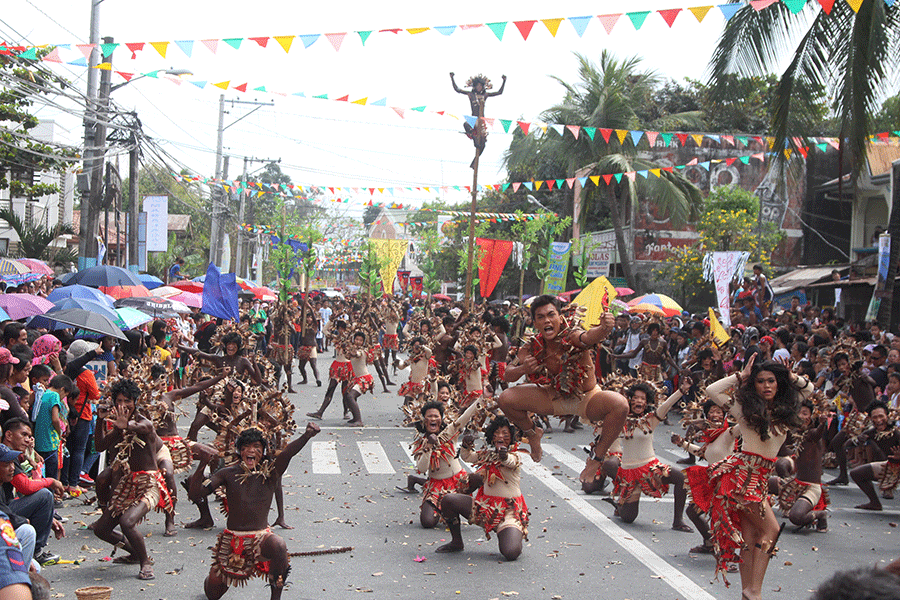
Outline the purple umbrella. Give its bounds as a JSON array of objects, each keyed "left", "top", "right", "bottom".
[{"left": 0, "top": 294, "right": 55, "bottom": 319}]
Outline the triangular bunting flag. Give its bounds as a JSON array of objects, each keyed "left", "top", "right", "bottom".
[
  {"left": 689, "top": 5, "right": 714, "bottom": 21},
  {"left": 645, "top": 131, "right": 659, "bottom": 146},
  {"left": 201, "top": 39, "right": 218, "bottom": 54},
  {"left": 100, "top": 42, "right": 118, "bottom": 57},
  {"left": 566, "top": 125, "right": 580, "bottom": 139},
  {"left": 582, "top": 126, "right": 596, "bottom": 140},
  {"left": 487, "top": 22, "right": 508, "bottom": 40},
  {"left": 370, "top": 98, "right": 387, "bottom": 106},
  {"left": 637, "top": 170, "right": 648, "bottom": 179},
  {"left": 411, "top": 106, "right": 426, "bottom": 112},
  {"left": 659, "top": 132, "right": 673, "bottom": 146},
  {"left": 514, "top": 20, "right": 537, "bottom": 40},
  {"left": 556, "top": 179, "right": 566, "bottom": 189},
  {"left": 625, "top": 172, "right": 637, "bottom": 182},
  {"left": 125, "top": 42, "right": 144, "bottom": 58},
  {"left": 750, "top": 0, "right": 779, "bottom": 9},
  {"left": 325, "top": 33, "right": 346, "bottom": 51},
  {"left": 675, "top": 133, "right": 688, "bottom": 145},
  {"left": 817, "top": 0, "right": 836, "bottom": 12},
  {"left": 816, "top": 143, "right": 828, "bottom": 152},
  {"left": 615, "top": 129, "right": 628, "bottom": 144},
  {"left": 357, "top": 31, "right": 372, "bottom": 45},
  {"left": 577, "top": 177, "right": 588, "bottom": 187},
  {"left": 190, "top": 81, "right": 207, "bottom": 89},
  {"left": 614, "top": 174, "right": 623, "bottom": 183},
  {"left": 212, "top": 81, "right": 230, "bottom": 90},
  {"left": 43, "top": 48, "right": 62, "bottom": 63},
  {"left": 512, "top": 182, "right": 521, "bottom": 192},
  {"left": 658, "top": 8, "right": 682, "bottom": 26},
  {"left": 407, "top": 28, "right": 430, "bottom": 34},
  {"left": 523, "top": 182, "right": 533, "bottom": 191},
  {"left": 299, "top": 34, "right": 319, "bottom": 48},
  {"left": 691, "top": 134, "right": 704, "bottom": 147},
  {"left": 502, "top": 183, "right": 511, "bottom": 191},
  {"left": 626, "top": 11, "right": 651, "bottom": 29},
  {"left": 336, "top": 95, "right": 349, "bottom": 102},
  {"left": 75, "top": 44, "right": 94, "bottom": 60},
  {"left": 650, "top": 168, "right": 661, "bottom": 177},
  {"left": 273, "top": 35, "right": 294, "bottom": 53},
  {"left": 223, "top": 38, "right": 243, "bottom": 49},
  {"left": 249, "top": 37, "right": 269, "bottom": 48},
  {"left": 518, "top": 121, "right": 530, "bottom": 134},
  {"left": 598, "top": 13, "right": 622, "bottom": 34},
  {"left": 782, "top": 0, "right": 807, "bottom": 12},
  {"left": 718, "top": 3, "right": 742, "bottom": 19},
  {"left": 150, "top": 41, "right": 169, "bottom": 58},
  {"left": 535, "top": 181, "right": 544, "bottom": 191},
  {"left": 600, "top": 128, "right": 613, "bottom": 143},
  {"left": 568, "top": 15, "right": 592, "bottom": 37},
  {"left": 601, "top": 174, "right": 612, "bottom": 185},
  {"left": 17, "top": 47, "right": 38, "bottom": 60},
  {"left": 845, "top": 0, "right": 863, "bottom": 11},
  {"left": 392, "top": 107, "right": 406, "bottom": 119},
  {"left": 629, "top": 130, "right": 644, "bottom": 146},
  {"left": 551, "top": 124, "right": 565, "bottom": 137},
  {"left": 313, "top": 94, "right": 328, "bottom": 99},
  {"left": 541, "top": 18, "right": 564, "bottom": 36},
  {"left": 500, "top": 119, "right": 512, "bottom": 132},
  {"left": 351, "top": 97, "right": 367, "bottom": 105},
  {"left": 434, "top": 26, "right": 457, "bottom": 36},
  {"left": 173, "top": 40, "right": 192, "bottom": 57}
]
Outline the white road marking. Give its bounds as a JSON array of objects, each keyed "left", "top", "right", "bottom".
[
  {"left": 521, "top": 455, "right": 717, "bottom": 600},
  {"left": 312, "top": 441, "right": 341, "bottom": 474},
  {"left": 400, "top": 441, "right": 415, "bottom": 464},
  {"left": 357, "top": 441, "right": 395, "bottom": 474}
]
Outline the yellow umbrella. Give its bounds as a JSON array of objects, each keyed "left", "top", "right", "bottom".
[
  {"left": 571, "top": 276, "right": 618, "bottom": 328},
  {"left": 629, "top": 302, "right": 666, "bottom": 317}
]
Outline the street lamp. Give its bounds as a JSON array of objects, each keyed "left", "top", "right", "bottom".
[{"left": 110, "top": 68, "right": 193, "bottom": 93}]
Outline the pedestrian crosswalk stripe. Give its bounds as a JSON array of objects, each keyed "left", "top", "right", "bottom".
[
  {"left": 543, "top": 443, "right": 589, "bottom": 475},
  {"left": 357, "top": 441, "right": 396, "bottom": 474},
  {"left": 312, "top": 441, "right": 341, "bottom": 474}
]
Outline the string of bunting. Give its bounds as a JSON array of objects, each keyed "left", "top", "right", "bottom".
[
  {"left": 4, "top": 0, "right": 882, "bottom": 63},
  {"left": 18, "top": 56, "right": 900, "bottom": 151}
]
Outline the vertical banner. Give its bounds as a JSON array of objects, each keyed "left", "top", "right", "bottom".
[
  {"left": 410, "top": 276, "right": 423, "bottom": 297},
  {"left": 475, "top": 238, "right": 514, "bottom": 299},
  {"left": 137, "top": 212, "right": 148, "bottom": 271},
  {"left": 143, "top": 195, "right": 168, "bottom": 252},
  {"left": 704, "top": 251, "right": 749, "bottom": 328},
  {"left": 368, "top": 238, "right": 407, "bottom": 295},
  {"left": 96, "top": 236, "right": 107, "bottom": 265},
  {"left": 542, "top": 241, "right": 571, "bottom": 295},
  {"left": 397, "top": 270, "right": 410, "bottom": 293},
  {"left": 865, "top": 233, "right": 891, "bottom": 322},
  {"left": 437, "top": 216, "right": 452, "bottom": 245}
]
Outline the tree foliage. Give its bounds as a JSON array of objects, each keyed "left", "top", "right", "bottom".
[{"left": 0, "top": 207, "right": 75, "bottom": 263}]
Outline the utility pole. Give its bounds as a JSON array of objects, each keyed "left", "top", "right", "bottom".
[
  {"left": 80, "top": 35, "right": 113, "bottom": 268},
  {"left": 78, "top": 2, "right": 102, "bottom": 267},
  {"left": 128, "top": 113, "right": 140, "bottom": 270},
  {"left": 236, "top": 156, "right": 280, "bottom": 279},
  {"left": 210, "top": 96, "right": 274, "bottom": 269}
]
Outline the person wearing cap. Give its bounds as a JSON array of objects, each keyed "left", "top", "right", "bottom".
[
  {"left": 758, "top": 336, "right": 774, "bottom": 362},
  {"left": 743, "top": 327, "right": 761, "bottom": 362},
  {"left": 0, "top": 349, "right": 28, "bottom": 428},
  {"left": 62, "top": 340, "right": 103, "bottom": 497}
]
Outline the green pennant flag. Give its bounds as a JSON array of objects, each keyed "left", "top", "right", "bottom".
[
  {"left": 500, "top": 119, "right": 512, "bottom": 133},
  {"left": 16, "top": 48, "right": 38, "bottom": 60},
  {"left": 816, "top": 143, "right": 827, "bottom": 152},
  {"left": 893, "top": 130, "right": 900, "bottom": 138},
  {"left": 614, "top": 173, "right": 623, "bottom": 183},
  {"left": 223, "top": 38, "right": 243, "bottom": 50},
  {"left": 583, "top": 126, "right": 596, "bottom": 140},
  {"left": 253, "top": 86, "right": 266, "bottom": 92},
  {"left": 146, "top": 70, "right": 159, "bottom": 78},
  {"left": 314, "top": 94, "right": 328, "bottom": 99},
  {"left": 736, "top": 135, "right": 749, "bottom": 146},
  {"left": 659, "top": 132, "right": 673, "bottom": 146},
  {"left": 502, "top": 183, "right": 510, "bottom": 191},
  {"left": 100, "top": 42, "right": 119, "bottom": 57},
  {"left": 358, "top": 31, "right": 372, "bottom": 45},
  {"left": 626, "top": 11, "right": 651, "bottom": 29},
  {"left": 782, "top": 0, "right": 807, "bottom": 13},
  {"left": 739, "top": 156, "right": 750, "bottom": 164},
  {"left": 411, "top": 106, "right": 426, "bottom": 112},
  {"left": 556, "top": 179, "right": 565, "bottom": 189},
  {"left": 487, "top": 22, "right": 508, "bottom": 40}
]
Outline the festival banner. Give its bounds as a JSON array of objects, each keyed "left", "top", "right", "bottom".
[
  {"left": 543, "top": 241, "right": 571, "bottom": 295},
  {"left": 368, "top": 238, "right": 407, "bottom": 295},
  {"left": 143, "top": 195, "right": 168, "bottom": 252},
  {"left": 397, "top": 270, "right": 410, "bottom": 293},
  {"left": 865, "top": 233, "right": 891, "bottom": 322},
  {"left": 703, "top": 251, "right": 749, "bottom": 328},
  {"left": 410, "top": 276, "right": 423, "bottom": 297},
  {"left": 475, "top": 238, "right": 514, "bottom": 299}
]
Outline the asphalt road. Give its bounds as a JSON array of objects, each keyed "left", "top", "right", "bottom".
[{"left": 41, "top": 363, "right": 900, "bottom": 600}]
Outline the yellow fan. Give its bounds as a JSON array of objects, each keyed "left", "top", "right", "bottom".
[{"left": 572, "top": 276, "right": 618, "bottom": 328}]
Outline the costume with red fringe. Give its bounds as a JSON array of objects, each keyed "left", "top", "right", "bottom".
[
  {"left": 777, "top": 477, "right": 829, "bottom": 513},
  {"left": 211, "top": 528, "right": 272, "bottom": 587},
  {"left": 880, "top": 460, "right": 900, "bottom": 492},
  {"left": 109, "top": 470, "right": 174, "bottom": 517},
  {"left": 613, "top": 458, "right": 670, "bottom": 503},
  {"left": 412, "top": 432, "right": 467, "bottom": 511},
  {"left": 398, "top": 381, "right": 427, "bottom": 398},
  {"left": 160, "top": 436, "right": 193, "bottom": 473},
  {"left": 682, "top": 425, "right": 730, "bottom": 512},
  {"left": 329, "top": 360, "right": 353, "bottom": 382},
  {"left": 422, "top": 470, "right": 469, "bottom": 511},
  {"left": 491, "top": 360, "right": 506, "bottom": 381},
  {"left": 351, "top": 373, "right": 374, "bottom": 394},
  {"left": 383, "top": 334, "right": 399, "bottom": 351},
  {"left": 468, "top": 447, "right": 529, "bottom": 539},
  {"left": 366, "top": 344, "right": 382, "bottom": 364},
  {"left": 295, "top": 345, "right": 315, "bottom": 361}
]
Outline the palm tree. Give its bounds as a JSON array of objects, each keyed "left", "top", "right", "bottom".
[
  {"left": 707, "top": 1, "right": 900, "bottom": 327},
  {"left": 504, "top": 51, "right": 703, "bottom": 289},
  {"left": 0, "top": 207, "right": 75, "bottom": 263}
]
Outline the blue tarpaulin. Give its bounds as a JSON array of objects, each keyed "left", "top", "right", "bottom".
[{"left": 201, "top": 263, "right": 240, "bottom": 321}]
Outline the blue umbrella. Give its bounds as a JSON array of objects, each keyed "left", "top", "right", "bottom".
[
  {"left": 138, "top": 273, "right": 165, "bottom": 290},
  {"left": 58, "top": 272, "right": 76, "bottom": 285},
  {"left": 48, "top": 284, "right": 115, "bottom": 308},
  {"left": 69, "top": 265, "right": 142, "bottom": 288},
  {"left": 30, "top": 298, "right": 124, "bottom": 330}
]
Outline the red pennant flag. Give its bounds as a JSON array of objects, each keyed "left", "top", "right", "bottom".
[
  {"left": 233, "top": 83, "right": 248, "bottom": 92},
  {"left": 249, "top": 37, "right": 269, "bottom": 48},
  {"left": 545, "top": 180, "right": 555, "bottom": 190},
  {"left": 675, "top": 133, "right": 689, "bottom": 145},
  {"left": 392, "top": 107, "right": 406, "bottom": 119},
  {"left": 336, "top": 95, "right": 349, "bottom": 101},
  {"left": 797, "top": 146, "right": 809, "bottom": 158},
  {"left": 725, "top": 158, "right": 737, "bottom": 166},
  {"left": 658, "top": 8, "right": 682, "bottom": 27},
  {"left": 517, "top": 121, "right": 530, "bottom": 134},
  {"left": 600, "top": 128, "right": 613, "bottom": 143},
  {"left": 514, "top": 20, "right": 537, "bottom": 39},
  {"left": 817, "top": 0, "right": 835, "bottom": 13}
]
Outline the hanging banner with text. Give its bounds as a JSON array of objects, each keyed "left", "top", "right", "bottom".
[
  {"left": 543, "top": 241, "right": 572, "bottom": 296},
  {"left": 865, "top": 233, "right": 891, "bottom": 322},
  {"left": 704, "top": 251, "right": 749, "bottom": 328},
  {"left": 143, "top": 195, "right": 168, "bottom": 252}
]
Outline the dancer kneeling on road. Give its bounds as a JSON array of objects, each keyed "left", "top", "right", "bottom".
[
  {"left": 497, "top": 295, "right": 628, "bottom": 463},
  {"left": 190, "top": 422, "right": 320, "bottom": 600},
  {"left": 437, "top": 416, "right": 528, "bottom": 561}
]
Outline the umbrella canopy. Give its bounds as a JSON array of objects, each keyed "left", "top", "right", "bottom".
[
  {"left": 0, "top": 259, "right": 29, "bottom": 275},
  {"left": 100, "top": 285, "right": 151, "bottom": 299},
  {"left": 629, "top": 302, "right": 667, "bottom": 317},
  {"left": 115, "top": 296, "right": 179, "bottom": 319},
  {"left": 57, "top": 272, "right": 76, "bottom": 285},
  {"left": 170, "top": 280, "right": 204, "bottom": 294},
  {"left": 48, "top": 285, "right": 115, "bottom": 308},
  {"left": 0, "top": 294, "right": 55, "bottom": 319},
  {"left": 50, "top": 298, "right": 123, "bottom": 327},
  {"left": 69, "top": 265, "right": 142, "bottom": 288},
  {"left": 558, "top": 289, "right": 582, "bottom": 301},
  {"left": 432, "top": 294, "right": 451, "bottom": 301},
  {"left": 115, "top": 307, "right": 154, "bottom": 329},
  {"left": 168, "top": 299, "right": 192, "bottom": 314},
  {"left": 169, "top": 291, "right": 202, "bottom": 308},
  {"left": 626, "top": 293, "right": 683, "bottom": 317},
  {"left": 0, "top": 305, "right": 11, "bottom": 321},
  {"left": 34, "top": 308, "right": 127, "bottom": 340},
  {"left": 17, "top": 259, "right": 54, "bottom": 276},
  {"left": 251, "top": 286, "right": 277, "bottom": 301},
  {"left": 137, "top": 273, "right": 165, "bottom": 290},
  {"left": 149, "top": 286, "right": 181, "bottom": 298},
  {"left": 615, "top": 287, "right": 635, "bottom": 296}
]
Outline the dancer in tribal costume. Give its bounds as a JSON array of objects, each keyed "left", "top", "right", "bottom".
[
  {"left": 699, "top": 355, "right": 813, "bottom": 597},
  {"left": 295, "top": 308, "right": 321, "bottom": 387},
  {"left": 381, "top": 301, "right": 401, "bottom": 370},
  {"left": 307, "top": 320, "right": 353, "bottom": 420},
  {"left": 395, "top": 337, "right": 432, "bottom": 406},
  {"left": 437, "top": 416, "right": 529, "bottom": 561},
  {"left": 825, "top": 352, "right": 877, "bottom": 485},
  {"left": 850, "top": 401, "right": 900, "bottom": 511}
]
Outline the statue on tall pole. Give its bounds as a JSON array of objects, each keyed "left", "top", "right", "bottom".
[{"left": 450, "top": 72, "right": 506, "bottom": 305}]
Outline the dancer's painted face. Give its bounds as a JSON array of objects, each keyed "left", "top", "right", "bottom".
[
  {"left": 423, "top": 408, "right": 442, "bottom": 433},
  {"left": 533, "top": 304, "right": 562, "bottom": 341},
  {"left": 629, "top": 390, "right": 647, "bottom": 415},
  {"left": 492, "top": 425, "right": 511, "bottom": 448},
  {"left": 240, "top": 440, "right": 264, "bottom": 469}
]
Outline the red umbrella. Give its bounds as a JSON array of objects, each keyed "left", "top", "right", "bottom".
[
  {"left": 170, "top": 280, "right": 204, "bottom": 294},
  {"left": 251, "top": 286, "right": 277, "bottom": 300},
  {"left": 558, "top": 289, "right": 582, "bottom": 301},
  {"left": 615, "top": 287, "right": 635, "bottom": 296},
  {"left": 432, "top": 294, "right": 451, "bottom": 301},
  {"left": 17, "top": 259, "right": 54, "bottom": 276},
  {"left": 0, "top": 293, "right": 55, "bottom": 319},
  {"left": 100, "top": 285, "right": 150, "bottom": 300}
]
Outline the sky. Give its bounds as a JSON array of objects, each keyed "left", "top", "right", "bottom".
[{"left": 4, "top": 0, "right": 729, "bottom": 221}]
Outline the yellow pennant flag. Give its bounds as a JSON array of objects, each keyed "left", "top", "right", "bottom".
[
  {"left": 784, "top": 149, "right": 793, "bottom": 159},
  {"left": 150, "top": 41, "right": 169, "bottom": 58},
  {"left": 573, "top": 276, "right": 618, "bottom": 328},
  {"left": 351, "top": 97, "right": 368, "bottom": 105},
  {"left": 650, "top": 168, "right": 661, "bottom": 177},
  {"left": 273, "top": 35, "right": 295, "bottom": 53},
  {"left": 589, "top": 175, "right": 600, "bottom": 186},
  {"left": 94, "top": 62, "right": 112, "bottom": 70},
  {"left": 691, "top": 134, "right": 704, "bottom": 147},
  {"left": 212, "top": 81, "right": 231, "bottom": 90},
  {"left": 688, "top": 5, "right": 714, "bottom": 21},
  {"left": 846, "top": 0, "right": 864, "bottom": 11},
  {"left": 707, "top": 307, "right": 730, "bottom": 349},
  {"left": 542, "top": 18, "right": 564, "bottom": 37},
  {"left": 767, "top": 136, "right": 776, "bottom": 149},
  {"left": 407, "top": 27, "right": 430, "bottom": 34},
  {"left": 535, "top": 180, "right": 544, "bottom": 190},
  {"left": 615, "top": 129, "right": 628, "bottom": 144}
]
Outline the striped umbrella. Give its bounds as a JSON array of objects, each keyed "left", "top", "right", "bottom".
[
  {"left": 626, "top": 293, "right": 684, "bottom": 317},
  {"left": 628, "top": 302, "right": 667, "bottom": 317},
  {"left": 0, "top": 259, "right": 29, "bottom": 275}
]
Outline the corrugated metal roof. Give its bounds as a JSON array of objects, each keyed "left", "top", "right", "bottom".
[
  {"left": 867, "top": 140, "right": 900, "bottom": 177},
  {"left": 769, "top": 266, "right": 841, "bottom": 295}
]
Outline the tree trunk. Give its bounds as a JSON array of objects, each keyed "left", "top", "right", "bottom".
[
  {"left": 607, "top": 186, "right": 636, "bottom": 290},
  {"left": 876, "top": 161, "right": 900, "bottom": 331}
]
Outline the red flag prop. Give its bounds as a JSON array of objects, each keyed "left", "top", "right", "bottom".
[
  {"left": 397, "top": 270, "right": 410, "bottom": 293},
  {"left": 475, "top": 238, "right": 514, "bottom": 299},
  {"left": 410, "top": 276, "right": 423, "bottom": 297}
]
